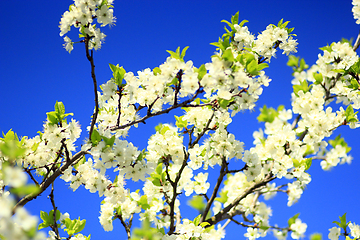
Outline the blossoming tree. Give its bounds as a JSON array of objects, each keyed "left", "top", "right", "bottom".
[{"left": 1, "top": 0, "right": 360, "bottom": 239}]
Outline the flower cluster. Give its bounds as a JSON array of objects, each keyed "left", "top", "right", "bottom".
[
  {"left": 59, "top": 0, "right": 115, "bottom": 52},
  {"left": 353, "top": 0, "right": 360, "bottom": 24}
]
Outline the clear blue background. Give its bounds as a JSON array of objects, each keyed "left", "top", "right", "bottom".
[{"left": 1, "top": 1, "right": 359, "bottom": 239}]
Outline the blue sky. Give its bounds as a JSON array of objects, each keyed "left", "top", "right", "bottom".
[{"left": 1, "top": 0, "right": 360, "bottom": 239}]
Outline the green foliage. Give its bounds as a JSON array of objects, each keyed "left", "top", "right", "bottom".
[
  {"left": 293, "top": 80, "right": 311, "bottom": 97},
  {"left": 347, "top": 79, "right": 360, "bottom": 90},
  {"left": 319, "top": 43, "right": 334, "bottom": 53},
  {"left": 287, "top": 55, "right": 309, "bottom": 74},
  {"left": 155, "top": 124, "right": 171, "bottom": 135},
  {"left": 292, "top": 158, "right": 312, "bottom": 171},
  {"left": 38, "top": 209, "right": 61, "bottom": 230},
  {"left": 63, "top": 217, "right": 86, "bottom": 236},
  {"left": 196, "top": 64, "right": 207, "bottom": 81},
  {"left": 10, "top": 184, "right": 41, "bottom": 197},
  {"left": 333, "top": 213, "right": 349, "bottom": 230},
  {"left": 0, "top": 129, "right": 27, "bottom": 160},
  {"left": 345, "top": 105, "right": 359, "bottom": 123},
  {"left": 150, "top": 163, "right": 166, "bottom": 187},
  {"left": 257, "top": 105, "right": 284, "bottom": 123},
  {"left": 215, "top": 190, "right": 228, "bottom": 204},
  {"left": 310, "top": 233, "right": 322, "bottom": 240},
  {"left": 187, "top": 195, "right": 206, "bottom": 213},
  {"left": 329, "top": 135, "right": 351, "bottom": 153},
  {"left": 90, "top": 129, "right": 116, "bottom": 149},
  {"left": 137, "top": 195, "right": 150, "bottom": 210},
  {"left": 313, "top": 72, "right": 323, "bottom": 85},
  {"left": 166, "top": 46, "right": 189, "bottom": 62},
  {"left": 175, "top": 115, "right": 187, "bottom": 130},
  {"left": 46, "top": 101, "right": 74, "bottom": 125},
  {"left": 218, "top": 98, "right": 232, "bottom": 109},
  {"left": 131, "top": 218, "right": 164, "bottom": 240},
  {"left": 153, "top": 67, "right": 161, "bottom": 76},
  {"left": 288, "top": 213, "right": 300, "bottom": 227},
  {"left": 109, "top": 63, "right": 126, "bottom": 86}
]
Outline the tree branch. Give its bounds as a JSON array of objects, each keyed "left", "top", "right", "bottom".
[
  {"left": 200, "top": 157, "right": 227, "bottom": 223},
  {"left": 85, "top": 36, "right": 99, "bottom": 141},
  {"left": 204, "top": 174, "right": 276, "bottom": 227},
  {"left": 12, "top": 150, "right": 88, "bottom": 213}
]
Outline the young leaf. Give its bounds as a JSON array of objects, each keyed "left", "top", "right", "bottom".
[
  {"left": 288, "top": 213, "right": 300, "bottom": 227},
  {"left": 196, "top": 64, "right": 207, "bottom": 80},
  {"left": 222, "top": 49, "right": 234, "bottom": 62},
  {"left": 55, "top": 101, "right": 66, "bottom": 116},
  {"left": 187, "top": 195, "right": 206, "bottom": 212}
]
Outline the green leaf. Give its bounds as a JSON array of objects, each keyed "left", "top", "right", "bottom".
[
  {"left": 246, "top": 59, "right": 259, "bottom": 75},
  {"left": 231, "top": 12, "right": 239, "bottom": 25},
  {"left": 116, "top": 66, "right": 126, "bottom": 86},
  {"left": 304, "top": 158, "right": 312, "bottom": 170},
  {"left": 215, "top": 190, "right": 228, "bottom": 204},
  {"left": 0, "top": 143, "right": 24, "bottom": 160},
  {"left": 159, "top": 125, "right": 171, "bottom": 135},
  {"left": 329, "top": 135, "right": 351, "bottom": 153},
  {"left": 310, "top": 233, "right": 322, "bottom": 240},
  {"left": 293, "top": 80, "right": 311, "bottom": 96},
  {"left": 218, "top": 98, "right": 232, "bottom": 109},
  {"left": 55, "top": 101, "right": 66, "bottom": 115},
  {"left": 222, "top": 49, "right": 234, "bottom": 62},
  {"left": 166, "top": 46, "right": 189, "bottom": 62},
  {"left": 200, "top": 222, "right": 211, "bottom": 228},
  {"left": 258, "top": 62, "right": 269, "bottom": 71},
  {"left": 180, "top": 46, "right": 189, "bottom": 60},
  {"left": 239, "top": 19, "right": 248, "bottom": 27},
  {"left": 187, "top": 195, "right": 206, "bottom": 212},
  {"left": 102, "top": 135, "right": 115, "bottom": 148},
  {"left": 153, "top": 67, "right": 161, "bottom": 76},
  {"left": 287, "top": 55, "right": 299, "bottom": 68},
  {"left": 64, "top": 217, "right": 86, "bottom": 236},
  {"left": 109, "top": 63, "right": 117, "bottom": 73},
  {"left": 239, "top": 53, "right": 255, "bottom": 66},
  {"left": 347, "top": 79, "right": 360, "bottom": 90},
  {"left": 257, "top": 105, "right": 280, "bottom": 123},
  {"left": 175, "top": 115, "right": 187, "bottom": 130},
  {"left": 138, "top": 195, "right": 150, "bottom": 210},
  {"left": 319, "top": 44, "right": 332, "bottom": 52},
  {"left": 333, "top": 213, "right": 349, "bottom": 230},
  {"left": 345, "top": 105, "right": 359, "bottom": 123},
  {"left": 136, "top": 149, "right": 146, "bottom": 161},
  {"left": 193, "top": 214, "right": 202, "bottom": 226},
  {"left": 152, "top": 177, "right": 162, "bottom": 187},
  {"left": 221, "top": 19, "right": 234, "bottom": 32},
  {"left": 197, "top": 64, "right": 207, "bottom": 81},
  {"left": 47, "top": 112, "right": 59, "bottom": 125},
  {"left": 313, "top": 72, "right": 323, "bottom": 84},
  {"left": 288, "top": 213, "right": 300, "bottom": 227},
  {"left": 299, "top": 58, "right": 308, "bottom": 70},
  {"left": 11, "top": 184, "right": 41, "bottom": 197},
  {"left": 90, "top": 129, "right": 102, "bottom": 146}
]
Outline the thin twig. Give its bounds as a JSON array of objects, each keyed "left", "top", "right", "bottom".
[
  {"left": 204, "top": 174, "right": 276, "bottom": 227},
  {"left": 110, "top": 87, "right": 205, "bottom": 131},
  {"left": 85, "top": 36, "right": 99, "bottom": 141},
  {"left": 49, "top": 183, "right": 61, "bottom": 240},
  {"left": 353, "top": 30, "right": 360, "bottom": 51},
  {"left": 200, "top": 157, "right": 227, "bottom": 223},
  {"left": 117, "top": 213, "right": 131, "bottom": 240},
  {"left": 12, "top": 150, "right": 88, "bottom": 213}
]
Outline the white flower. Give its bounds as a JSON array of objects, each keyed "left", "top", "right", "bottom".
[
  {"left": 328, "top": 226, "right": 340, "bottom": 240},
  {"left": 349, "top": 222, "right": 360, "bottom": 239},
  {"left": 290, "top": 218, "right": 307, "bottom": 239}
]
